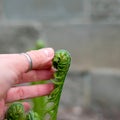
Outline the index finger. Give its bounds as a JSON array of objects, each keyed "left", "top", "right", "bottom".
[
  {"left": 8, "top": 48, "right": 54, "bottom": 73},
  {"left": 26, "top": 48, "right": 54, "bottom": 70}
]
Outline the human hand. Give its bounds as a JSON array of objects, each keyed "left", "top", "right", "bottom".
[{"left": 0, "top": 48, "right": 54, "bottom": 119}]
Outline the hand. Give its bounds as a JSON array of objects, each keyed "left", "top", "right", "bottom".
[{"left": 0, "top": 48, "right": 54, "bottom": 119}]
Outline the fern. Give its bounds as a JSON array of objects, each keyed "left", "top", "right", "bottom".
[{"left": 48, "top": 49, "right": 71, "bottom": 119}]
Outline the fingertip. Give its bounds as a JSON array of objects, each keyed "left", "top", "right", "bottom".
[
  {"left": 49, "top": 83, "right": 55, "bottom": 92},
  {"left": 39, "top": 48, "right": 54, "bottom": 59},
  {"left": 28, "top": 48, "right": 54, "bottom": 69},
  {"left": 22, "top": 102, "right": 31, "bottom": 112}
]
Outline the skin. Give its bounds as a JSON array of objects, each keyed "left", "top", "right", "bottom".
[{"left": 0, "top": 48, "right": 55, "bottom": 120}]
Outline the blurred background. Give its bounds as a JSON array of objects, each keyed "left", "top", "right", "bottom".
[{"left": 1, "top": 0, "right": 120, "bottom": 120}]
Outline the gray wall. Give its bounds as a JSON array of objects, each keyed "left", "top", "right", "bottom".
[
  {"left": 3, "top": 0, "right": 120, "bottom": 24},
  {"left": 3, "top": 0, "right": 83, "bottom": 22}
]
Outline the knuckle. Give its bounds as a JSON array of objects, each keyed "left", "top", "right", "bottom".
[{"left": 17, "top": 88, "right": 25, "bottom": 99}]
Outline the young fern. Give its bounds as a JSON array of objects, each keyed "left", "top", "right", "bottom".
[
  {"left": 6, "top": 102, "right": 26, "bottom": 120},
  {"left": 6, "top": 49, "right": 71, "bottom": 120},
  {"left": 44, "top": 49, "right": 71, "bottom": 119},
  {"left": 6, "top": 102, "right": 40, "bottom": 120}
]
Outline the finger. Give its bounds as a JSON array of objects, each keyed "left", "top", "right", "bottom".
[
  {"left": 6, "top": 83, "right": 54, "bottom": 103},
  {"left": 1, "top": 48, "right": 54, "bottom": 73},
  {"left": 22, "top": 102, "right": 31, "bottom": 112},
  {"left": 25, "top": 48, "right": 54, "bottom": 71},
  {"left": 21, "top": 48, "right": 54, "bottom": 70},
  {"left": 17, "top": 68, "right": 54, "bottom": 84}
]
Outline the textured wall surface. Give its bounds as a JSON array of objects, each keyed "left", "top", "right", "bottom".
[
  {"left": 44, "top": 24, "right": 120, "bottom": 70},
  {"left": 0, "top": 22, "right": 42, "bottom": 53},
  {"left": 3, "top": 0, "right": 83, "bottom": 22},
  {"left": 3, "top": 0, "right": 120, "bottom": 24},
  {"left": 91, "top": 0, "right": 120, "bottom": 23}
]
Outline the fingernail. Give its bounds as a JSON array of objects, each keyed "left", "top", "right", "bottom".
[{"left": 42, "top": 48, "right": 54, "bottom": 58}]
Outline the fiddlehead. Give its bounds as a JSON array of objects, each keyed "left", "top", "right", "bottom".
[
  {"left": 45, "top": 49, "right": 71, "bottom": 120},
  {"left": 26, "top": 111, "right": 40, "bottom": 120},
  {"left": 6, "top": 102, "right": 40, "bottom": 120},
  {"left": 6, "top": 102, "right": 26, "bottom": 120}
]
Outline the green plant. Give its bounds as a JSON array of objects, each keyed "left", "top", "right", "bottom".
[
  {"left": 6, "top": 49, "right": 71, "bottom": 120},
  {"left": 6, "top": 102, "right": 40, "bottom": 120},
  {"left": 46, "top": 49, "right": 71, "bottom": 120}
]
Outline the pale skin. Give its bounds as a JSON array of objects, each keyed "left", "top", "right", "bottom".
[{"left": 0, "top": 48, "right": 55, "bottom": 119}]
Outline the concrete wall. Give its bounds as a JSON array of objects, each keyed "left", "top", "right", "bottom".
[
  {"left": 0, "top": 22, "right": 42, "bottom": 53},
  {"left": 44, "top": 24, "right": 120, "bottom": 70},
  {"left": 3, "top": 0, "right": 83, "bottom": 22},
  {"left": 3, "top": 0, "right": 120, "bottom": 24},
  {"left": 61, "top": 69, "right": 120, "bottom": 109}
]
